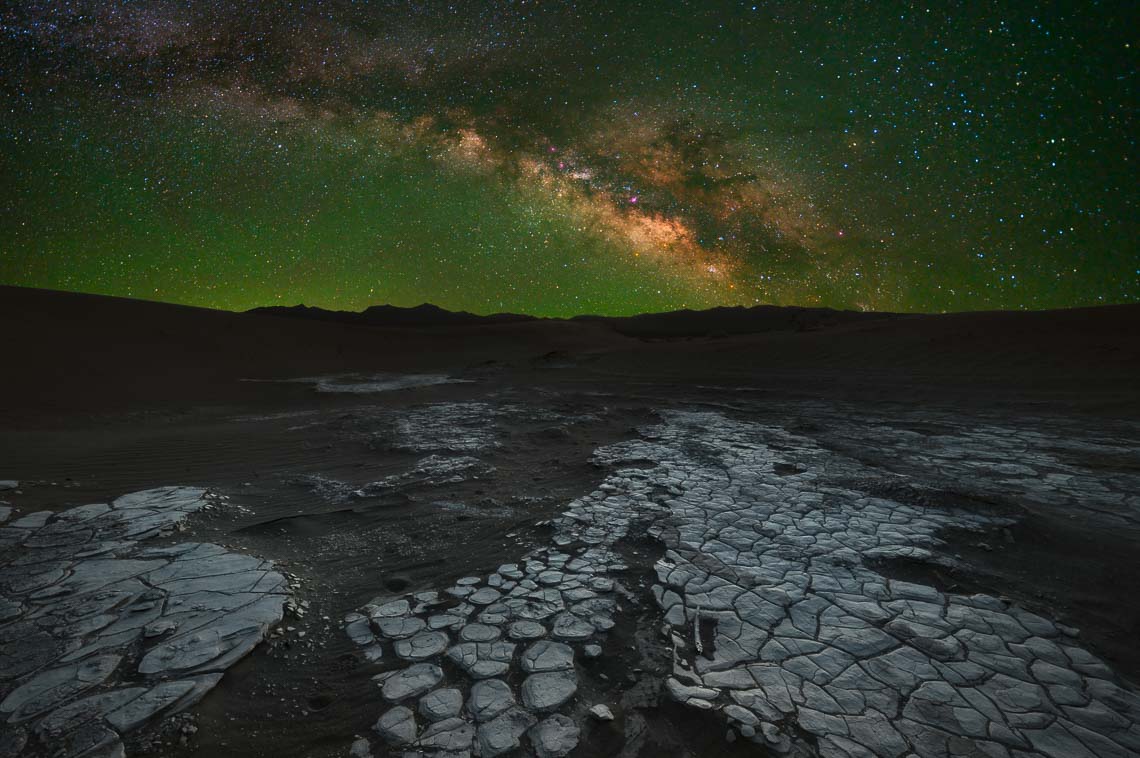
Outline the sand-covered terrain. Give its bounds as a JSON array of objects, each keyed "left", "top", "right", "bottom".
[{"left": 1, "top": 286, "right": 1138, "bottom": 758}]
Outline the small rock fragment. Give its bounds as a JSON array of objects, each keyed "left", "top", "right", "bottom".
[{"left": 589, "top": 704, "right": 615, "bottom": 721}]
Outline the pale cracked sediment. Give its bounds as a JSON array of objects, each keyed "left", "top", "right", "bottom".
[
  {"left": 0, "top": 487, "right": 288, "bottom": 758},
  {"left": 349, "top": 548, "right": 616, "bottom": 757},
  {"left": 348, "top": 409, "right": 1140, "bottom": 758}
]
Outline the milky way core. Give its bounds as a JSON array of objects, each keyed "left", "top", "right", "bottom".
[{"left": 1, "top": 2, "right": 1135, "bottom": 315}]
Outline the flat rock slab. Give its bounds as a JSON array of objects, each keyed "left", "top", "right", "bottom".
[
  {"left": 467, "top": 679, "right": 516, "bottom": 722},
  {"left": 417, "top": 716, "right": 475, "bottom": 752},
  {"left": 459, "top": 623, "right": 501, "bottom": 642},
  {"left": 469, "top": 587, "right": 503, "bottom": 605},
  {"left": 36, "top": 688, "right": 145, "bottom": 740},
  {"left": 375, "top": 705, "right": 416, "bottom": 745},
  {"left": 105, "top": 676, "right": 220, "bottom": 733},
  {"left": 477, "top": 707, "right": 537, "bottom": 757},
  {"left": 418, "top": 688, "right": 463, "bottom": 721},
  {"left": 394, "top": 631, "right": 449, "bottom": 661},
  {"left": 507, "top": 621, "right": 547, "bottom": 640},
  {"left": 2, "top": 655, "right": 122, "bottom": 723},
  {"left": 521, "top": 641, "right": 575, "bottom": 673},
  {"left": 427, "top": 614, "right": 465, "bottom": 630},
  {"left": 529, "top": 713, "right": 580, "bottom": 758},
  {"left": 521, "top": 671, "right": 578, "bottom": 711},
  {"left": 371, "top": 599, "right": 411, "bottom": 618},
  {"left": 550, "top": 613, "right": 593, "bottom": 641},
  {"left": 446, "top": 642, "right": 516, "bottom": 679},
  {"left": 381, "top": 664, "right": 444, "bottom": 702},
  {"left": 375, "top": 617, "right": 426, "bottom": 639},
  {"left": 0, "top": 487, "right": 286, "bottom": 757}
]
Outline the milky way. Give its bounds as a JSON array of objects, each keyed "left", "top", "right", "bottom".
[{"left": 0, "top": 1, "right": 1135, "bottom": 315}]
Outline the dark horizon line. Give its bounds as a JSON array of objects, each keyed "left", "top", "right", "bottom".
[{"left": 3, "top": 283, "right": 1138, "bottom": 323}]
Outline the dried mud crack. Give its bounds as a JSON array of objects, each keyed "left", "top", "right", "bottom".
[
  {"left": 343, "top": 410, "right": 1140, "bottom": 758},
  {"left": 0, "top": 487, "right": 289, "bottom": 757},
  {"left": 2, "top": 392, "right": 1138, "bottom": 758}
]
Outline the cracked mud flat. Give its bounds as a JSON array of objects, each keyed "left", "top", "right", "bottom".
[
  {"left": 2, "top": 380, "right": 1139, "bottom": 758},
  {"left": 0, "top": 487, "right": 288, "bottom": 757},
  {"left": 346, "top": 409, "right": 1140, "bottom": 758}
]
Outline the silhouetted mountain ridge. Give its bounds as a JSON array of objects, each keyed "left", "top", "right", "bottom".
[
  {"left": 249, "top": 302, "right": 898, "bottom": 338},
  {"left": 250, "top": 303, "right": 536, "bottom": 328}
]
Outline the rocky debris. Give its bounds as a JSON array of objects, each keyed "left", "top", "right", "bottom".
[
  {"left": 348, "top": 736, "right": 372, "bottom": 757},
  {"left": 0, "top": 487, "right": 287, "bottom": 757},
  {"left": 0, "top": 480, "right": 18, "bottom": 491},
  {"left": 126, "top": 710, "right": 199, "bottom": 755}
]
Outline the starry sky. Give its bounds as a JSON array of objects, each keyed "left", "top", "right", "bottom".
[{"left": 1, "top": 1, "right": 1136, "bottom": 316}]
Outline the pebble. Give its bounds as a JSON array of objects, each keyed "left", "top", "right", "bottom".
[{"left": 589, "top": 704, "right": 615, "bottom": 721}]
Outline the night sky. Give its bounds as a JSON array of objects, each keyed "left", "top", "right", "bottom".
[{"left": 1, "top": 2, "right": 1136, "bottom": 316}]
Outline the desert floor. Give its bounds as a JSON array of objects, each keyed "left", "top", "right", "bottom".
[{"left": 2, "top": 287, "right": 1138, "bottom": 758}]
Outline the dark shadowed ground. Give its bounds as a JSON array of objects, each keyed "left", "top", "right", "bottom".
[{"left": 1, "top": 286, "right": 1137, "bottom": 758}]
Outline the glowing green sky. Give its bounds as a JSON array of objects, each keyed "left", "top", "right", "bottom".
[{"left": 1, "top": 2, "right": 1135, "bottom": 315}]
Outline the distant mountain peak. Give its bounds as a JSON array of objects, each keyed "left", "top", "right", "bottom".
[
  {"left": 248, "top": 301, "right": 901, "bottom": 338},
  {"left": 249, "top": 302, "right": 536, "bottom": 327}
]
